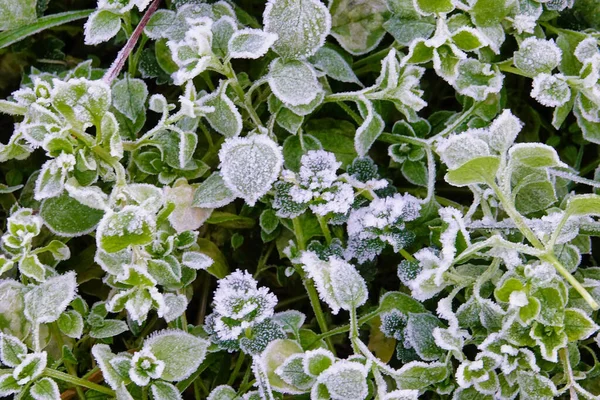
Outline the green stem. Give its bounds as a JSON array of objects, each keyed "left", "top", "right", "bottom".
[
  {"left": 43, "top": 369, "right": 115, "bottom": 396},
  {"left": 292, "top": 217, "right": 306, "bottom": 251},
  {"left": 428, "top": 102, "right": 479, "bottom": 143},
  {"left": 488, "top": 180, "right": 599, "bottom": 310},
  {"left": 50, "top": 323, "right": 85, "bottom": 400},
  {"left": 315, "top": 309, "right": 380, "bottom": 341},
  {"left": 317, "top": 215, "right": 332, "bottom": 244},
  {"left": 497, "top": 64, "right": 533, "bottom": 78},
  {"left": 227, "top": 353, "right": 246, "bottom": 386},
  {"left": 349, "top": 307, "right": 360, "bottom": 353},
  {"left": 224, "top": 63, "right": 264, "bottom": 129}
]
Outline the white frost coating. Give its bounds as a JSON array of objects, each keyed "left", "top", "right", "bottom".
[
  {"left": 574, "top": 37, "right": 599, "bottom": 64},
  {"left": 382, "top": 389, "right": 419, "bottom": 400},
  {"left": 168, "top": 18, "right": 215, "bottom": 86},
  {"left": 211, "top": 270, "right": 278, "bottom": 340},
  {"left": 512, "top": 15, "right": 538, "bottom": 34},
  {"left": 316, "top": 360, "right": 369, "bottom": 400},
  {"left": 531, "top": 73, "right": 571, "bottom": 107},
  {"left": 508, "top": 290, "right": 529, "bottom": 308},
  {"left": 65, "top": 178, "right": 109, "bottom": 211},
  {"left": 163, "top": 293, "right": 188, "bottom": 323},
  {"left": 514, "top": 37, "right": 562, "bottom": 75},
  {"left": 34, "top": 153, "right": 76, "bottom": 200},
  {"left": 299, "top": 251, "right": 367, "bottom": 313},
  {"left": 24, "top": 271, "right": 77, "bottom": 324},
  {"left": 263, "top": 0, "right": 331, "bottom": 59},
  {"left": 228, "top": 28, "right": 278, "bottom": 59},
  {"left": 267, "top": 58, "right": 321, "bottom": 107},
  {"left": 13, "top": 352, "right": 47, "bottom": 385},
  {"left": 523, "top": 262, "right": 556, "bottom": 283},
  {"left": 485, "top": 109, "right": 522, "bottom": 153},
  {"left": 219, "top": 135, "right": 283, "bottom": 206},
  {"left": 84, "top": 10, "right": 122, "bottom": 46},
  {"left": 129, "top": 348, "right": 165, "bottom": 386},
  {"left": 529, "top": 211, "right": 580, "bottom": 244},
  {"left": 164, "top": 181, "right": 212, "bottom": 233},
  {"left": 436, "top": 131, "right": 490, "bottom": 170}
]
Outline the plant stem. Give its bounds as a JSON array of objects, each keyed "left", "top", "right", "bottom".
[
  {"left": 497, "top": 64, "right": 533, "bottom": 78},
  {"left": 103, "top": 0, "right": 161, "bottom": 84},
  {"left": 44, "top": 369, "right": 116, "bottom": 396},
  {"left": 227, "top": 353, "right": 245, "bottom": 386},
  {"left": 224, "top": 63, "right": 264, "bottom": 129},
  {"left": 50, "top": 323, "right": 85, "bottom": 400},
  {"left": 292, "top": 216, "right": 336, "bottom": 353},
  {"left": 350, "top": 307, "right": 360, "bottom": 353},
  {"left": 488, "top": 180, "right": 599, "bottom": 310},
  {"left": 428, "top": 102, "right": 479, "bottom": 143},
  {"left": 317, "top": 215, "right": 332, "bottom": 244}
]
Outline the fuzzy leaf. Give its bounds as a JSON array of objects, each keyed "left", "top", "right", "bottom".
[
  {"left": 30, "top": 377, "right": 60, "bottom": 400},
  {"left": 96, "top": 206, "right": 155, "bottom": 253},
  {"left": 24, "top": 272, "right": 77, "bottom": 324},
  {"left": 57, "top": 310, "right": 84, "bottom": 339},
  {"left": 41, "top": 193, "right": 104, "bottom": 237},
  {"left": 268, "top": 58, "right": 321, "bottom": 106},
  {"left": 228, "top": 28, "right": 278, "bottom": 59},
  {"left": 263, "top": 0, "right": 331, "bottom": 59},
  {"left": 0, "top": 333, "right": 27, "bottom": 367},
  {"left": 112, "top": 76, "right": 148, "bottom": 122},
  {"left": 201, "top": 81, "right": 242, "bottom": 137}
]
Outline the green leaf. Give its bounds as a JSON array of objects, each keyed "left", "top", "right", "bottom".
[
  {"left": 309, "top": 44, "right": 362, "bottom": 85},
  {"left": 0, "top": 0, "right": 36, "bottom": 31},
  {"left": 206, "top": 211, "right": 256, "bottom": 229},
  {"left": 508, "top": 143, "right": 565, "bottom": 169},
  {"left": 384, "top": 16, "right": 435, "bottom": 47},
  {"left": 24, "top": 272, "right": 77, "bottom": 324},
  {"left": 41, "top": 193, "right": 104, "bottom": 237},
  {"left": 329, "top": 0, "right": 390, "bottom": 55},
  {"left": 275, "top": 354, "right": 315, "bottom": 391},
  {"left": 276, "top": 108, "right": 304, "bottom": 134},
  {"left": 318, "top": 361, "right": 368, "bottom": 399},
  {"left": 355, "top": 96, "right": 384, "bottom": 157},
  {"left": 207, "top": 385, "right": 237, "bottom": 400},
  {"left": 97, "top": 206, "right": 155, "bottom": 253},
  {"left": 151, "top": 381, "right": 182, "bottom": 400},
  {"left": 516, "top": 371, "right": 557, "bottom": 400},
  {"left": 268, "top": 58, "right": 322, "bottom": 106},
  {"left": 261, "top": 339, "right": 304, "bottom": 394},
  {"left": 196, "top": 238, "right": 229, "bottom": 279},
  {"left": 530, "top": 323, "right": 567, "bottom": 362},
  {"left": 0, "top": 374, "right": 20, "bottom": 397},
  {"left": 413, "top": 0, "right": 454, "bottom": 15},
  {"left": 263, "top": 0, "right": 331, "bottom": 59},
  {"left": 513, "top": 37, "right": 562, "bottom": 76},
  {"left": 402, "top": 160, "right": 427, "bottom": 186},
  {"left": 112, "top": 76, "right": 148, "bottom": 122},
  {"left": 452, "top": 28, "right": 485, "bottom": 51},
  {"left": 89, "top": 319, "right": 128, "bottom": 339},
  {"left": 304, "top": 349, "right": 334, "bottom": 377},
  {"left": 378, "top": 291, "right": 426, "bottom": 314},
  {"left": 144, "top": 329, "right": 209, "bottom": 382},
  {"left": 30, "top": 378, "right": 60, "bottom": 400},
  {"left": 405, "top": 313, "right": 445, "bottom": 361},
  {"left": 211, "top": 16, "right": 237, "bottom": 58},
  {"left": 445, "top": 156, "right": 500, "bottom": 186},
  {"left": 192, "top": 172, "right": 236, "bottom": 209},
  {"left": 565, "top": 194, "right": 600, "bottom": 217},
  {"left": 57, "top": 310, "right": 84, "bottom": 339},
  {"left": 83, "top": 10, "right": 122, "bottom": 45},
  {"left": 52, "top": 78, "right": 111, "bottom": 127},
  {"left": 228, "top": 28, "right": 278, "bottom": 59},
  {"left": 282, "top": 134, "right": 322, "bottom": 171},
  {"left": 0, "top": 333, "right": 27, "bottom": 367},
  {"left": 468, "top": 0, "right": 511, "bottom": 27},
  {"left": 514, "top": 178, "right": 557, "bottom": 215},
  {"left": 305, "top": 119, "right": 358, "bottom": 167},
  {"left": 260, "top": 209, "right": 280, "bottom": 234},
  {"left": 563, "top": 308, "right": 599, "bottom": 341},
  {"left": 454, "top": 60, "right": 503, "bottom": 101},
  {"left": 201, "top": 81, "right": 242, "bottom": 138},
  {"left": 394, "top": 361, "right": 448, "bottom": 390}
]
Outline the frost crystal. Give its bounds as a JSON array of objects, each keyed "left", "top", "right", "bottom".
[
  {"left": 219, "top": 135, "right": 283, "bottom": 206},
  {"left": 345, "top": 194, "right": 420, "bottom": 263},
  {"left": 273, "top": 150, "right": 354, "bottom": 217},
  {"left": 531, "top": 73, "right": 571, "bottom": 107},
  {"left": 513, "top": 37, "right": 562, "bottom": 76},
  {"left": 130, "top": 348, "right": 165, "bottom": 386},
  {"left": 209, "top": 270, "right": 278, "bottom": 340}
]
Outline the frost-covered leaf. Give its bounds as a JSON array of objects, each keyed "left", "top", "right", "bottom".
[
  {"left": 228, "top": 29, "right": 278, "bottom": 59},
  {"left": 309, "top": 45, "right": 362, "bottom": 85},
  {"left": 91, "top": 344, "right": 124, "bottom": 389},
  {"left": 151, "top": 381, "right": 182, "bottom": 400},
  {"left": 0, "top": 0, "right": 37, "bottom": 31},
  {"left": 330, "top": 259, "right": 368, "bottom": 310},
  {"left": 96, "top": 206, "right": 155, "bottom": 253},
  {"left": 394, "top": 361, "right": 448, "bottom": 390},
  {"left": 24, "top": 271, "right": 77, "bottom": 324},
  {"left": 317, "top": 361, "right": 368, "bottom": 400},
  {"left": 218, "top": 135, "right": 283, "bottom": 206},
  {"left": 207, "top": 385, "right": 237, "bottom": 400},
  {"left": 413, "top": 0, "right": 454, "bottom": 15},
  {"left": 563, "top": 308, "right": 599, "bottom": 341},
  {"left": 275, "top": 353, "right": 314, "bottom": 391},
  {"left": 0, "top": 374, "right": 20, "bottom": 397},
  {"left": 454, "top": 60, "right": 503, "bottom": 101},
  {"left": 112, "top": 76, "right": 148, "bottom": 122},
  {"left": 263, "top": 0, "right": 331, "bottom": 59},
  {"left": 329, "top": 0, "right": 390, "bottom": 55},
  {"left": 13, "top": 352, "right": 47, "bottom": 385},
  {"left": 30, "top": 378, "right": 60, "bottom": 400},
  {"left": 41, "top": 193, "right": 104, "bottom": 237},
  {"left": 514, "top": 38, "right": 562, "bottom": 76},
  {"left": 163, "top": 294, "right": 187, "bottom": 323},
  {"left": 52, "top": 78, "right": 111, "bottom": 127},
  {"left": 516, "top": 371, "right": 557, "bottom": 400},
  {"left": 261, "top": 339, "right": 304, "bottom": 394},
  {"left": 90, "top": 319, "right": 129, "bottom": 339},
  {"left": 182, "top": 251, "right": 213, "bottom": 270},
  {"left": 144, "top": 10, "right": 176, "bottom": 40},
  {"left": 468, "top": 0, "right": 511, "bottom": 27},
  {"left": 260, "top": 209, "right": 280, "bottom": 234},
  {"left": 531, "top": 73, "right": 571, "bottom": 107},
  {"left": 355, "top": 96, "right": 384, "bottom": 157},
  {"left": 57, "top": 310, "right": 84, "bottom": 339},
  {"left": 0, "top": 333, "right": 27, "bottom": 367},
  {"left": 508, "top": 143, "right": 566, "bottom": 169},
  {"left": 200, "top": 80, "right": 242, "bottom": 137},
  {"left": 192, "top": 172, "right": 236, "bottom": 209},
  {"left": 268, "top": 58, "right": 321, "bottom": 106},
  {"left": 165, "top": 180, "right": 212, "bottom": 233},
  {"left": 303, "top": 348, "right": 334, "bottom": 377},
  {"left": 565, "top": 194, "right": 600, "bottom": 217},
  {"left": 212, "top": 16, "right": 237, "bottom": 58},
  {"left": 405, "top": 313, "right": 444, "bottom": 361},
  {"left": 144, "top": 329, "right": 209, "bottom": 381}
]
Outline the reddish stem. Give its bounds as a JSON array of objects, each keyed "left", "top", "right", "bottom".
[{"left": 103, "top": 0, "right": 161, "bottom": 84}]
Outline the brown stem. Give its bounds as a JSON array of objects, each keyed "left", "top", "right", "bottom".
[{"left": 103, "top": 0, "right": 161, "bottom": 84}]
